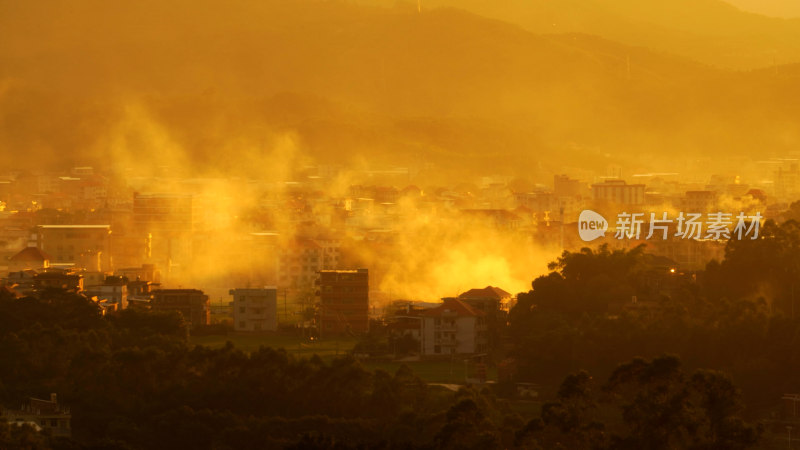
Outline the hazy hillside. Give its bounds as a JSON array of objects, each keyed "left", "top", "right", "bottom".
[
  {"left": 372, "top": 0, "right": 800, "bottom": 70},
  {"left": 0, "top": 0, "right": 799, "bottom": 179},
  {"left": 726, "top": 0, "right": 800, "bottom": 18}
]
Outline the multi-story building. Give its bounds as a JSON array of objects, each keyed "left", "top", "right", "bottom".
[
  {"left": 33, "top": 271, "right": 84, "bottom": 292},
  {"left": 457, "top": 286, "right": 513, "bottom": 353},
  {"left": 420, "top": 298, "right": 487, "bottom": 356},
  {"left": 84, "top": 275, "right": 128, "bottom": 310},
  {"left": 1, "top": 394, "right": 71, "bottom": 438},
  {"left": 554, "top": 174, "right": 587, "bottom": 198},
  {"left": 461, "top": 209, "right": 521, "bottom": 230},
  {"left": 315, "top": 236, "right": 342, "bottom": 271},
  {"left": 683, "top": 190, "right": 718, "bottom": 213},
  {"left": 775, "top": 162, "right": 800, "bottom": 200},
  {"left": 316, "top": 269, "right": 369, "bottom": 335},
  {"left": 592, "top": 179, "right": 646, "bottom": 206},
  {"left": 34, "top": 225, "right": 111, "bottom": 271},
  {"left": 277, "top": 237, "right": 341, "bottom": 289},
  {"left": 151, "top": 289, "right": 210, "bottom": 326},
  {"left": 278, "top": 239, "right": 322, "bottom": 289},
  {"left": 132, "top": 193, "right": 194, "bottom": 235},
  {"left": 116, "top": 264, "right": 159, "bottom": 283},
  {"left": 133, "top": 193, "right": 194, "bottom": 277},
  {"left": 229, "top": 288, "right": 278, "bottom": 332}
]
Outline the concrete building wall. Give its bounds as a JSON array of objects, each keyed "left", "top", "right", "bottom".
[
  {"left": 36, "top": 225, "right": 111, "bottom": 270},
  {"left": 592, "top": 180, "right": 646, "bottom": 206},
  {"left": 230, "top": 288, "right": 278, "bottom": 332},
  {"left": 421, "top": 315, "right": 480, "bottom": 356},
  {"left": 317, "top": 269, "right": 369, "bottom": 334}
]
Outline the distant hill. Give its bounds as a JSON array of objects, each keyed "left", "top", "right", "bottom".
[
  {"left": 368, "top": 0, "right": 800, "bottom": 70},
  {"left": 726, "top": 0, "right": 800, "bottom": 19},
  {"left": 0, "top": 0, "right": 799, "bottom": 180}
]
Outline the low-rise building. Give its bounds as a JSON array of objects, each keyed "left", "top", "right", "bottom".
[
  {"left": 33, "top": 271, "right": 83, "bottom": 292},
  {"left": 7, "top": 247, "right": 49, "bottom": 274},
  {"left": 116, "top": 264, "right": 159, "bottom": 283},
  {"left": 4, "top": 270, "right": 37, "bottom": 296},
  {"left": 1, "top": 393, "right": 71, "bottom": 438},
  {"left": 230, "top": 288, "right": 278, "bottom": 332},
  {"left": 420, "top": 298, "right": 487, "bottom": 356},
  {"left": 84, "top": 275, "right": 128, "bottom": 310},
  {"left": 457, "top": 286, "right": 514, "bottom": 313},
  {"left": 127, "top": 279, "right": 157, "bottom": 309},
  {"left": 151, "top": 289, "right": 210, "bottom": 326}
]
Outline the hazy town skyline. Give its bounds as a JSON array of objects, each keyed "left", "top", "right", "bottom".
[{"left": 1, "top": 1, "right": 799, "bottom": 449}]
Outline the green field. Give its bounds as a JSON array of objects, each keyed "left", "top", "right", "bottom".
[
  {"left": 190, "top": 333, "right": 494, "bottom": 384},
  {"left": 190, "top": 333, "right": 358, "bottom": 358}
]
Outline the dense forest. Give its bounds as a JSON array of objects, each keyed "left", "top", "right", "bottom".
[{"left": 7, "top": 224, "right": 800, "bottom": 448}]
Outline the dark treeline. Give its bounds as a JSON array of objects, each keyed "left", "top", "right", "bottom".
[
  {"left": 6, "top": 224, "right": 800, "bottom": 448},
  {"left": 510, "top": 219, "right": 800, "bottom": 414},
  {"left": 0, "top": 289, "right": 763, "bottom": 449}
]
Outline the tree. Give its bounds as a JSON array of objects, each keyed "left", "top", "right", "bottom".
[
  {"left": 604, "top": 356, "right": 761, "bottom": 450},
  {"left": 706, "top": 220, "right": 800, "bottom": 315},
  {"left": 519, "top": 356, "right": 761, "bottom": 450},
  {"left": 0, "top": 421, "right": 53, "bottom": 450},
  {"left": 434, "top": 399, "right": 500, "bottom": 450}
]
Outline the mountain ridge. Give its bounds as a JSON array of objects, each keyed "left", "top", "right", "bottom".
[{"left": 0, "top": 0, "right": 797, "bottom": 178}]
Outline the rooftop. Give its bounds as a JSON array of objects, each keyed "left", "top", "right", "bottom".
[
  {"left": 153, "top": 289, "right": 206, "bottom": 294},
  {"left": 319, "top": 269, "right": 368, "bottom": 274},
  {"left": 37, "top": 225, "right": 110, "bottom": 229},
  {"left": 422, "top": 298, "right": 484, "bottom": 318},
  {"left": 9, "top": 247, "right": 50, "bottom": 262},
  {"left": 459, "top": 286, "right": 512, "bottom": 300}
]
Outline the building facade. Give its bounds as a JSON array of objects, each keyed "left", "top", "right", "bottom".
[
  {"left": 592, "top": 179, "right": 646, "bottom": 206},
  {"left": 420, "top": 298, "right": 487, "bottom": 356},
  {"left": 230, "top": 288, "right": 278, "bottom": 332},
  {"left": 316, "top": 269, "right": 369, "bottom": 335},
  {"left": 151, "top": 289, "right": 210, "bottom": 326},
  {"left": 84, "top": 275, "right": 128, "bottom": 310},
  {"left": 1, "top": 394, "right": 71, "bottom": 438},
  {"left": 277, "top": 237, "right": 341, "bottom": 289},
  {"left": 7, "top": 247, "right": 50, "bottom": 274},
  {"left": 35, "top": 225, "right": 111, "bottom": 271}
]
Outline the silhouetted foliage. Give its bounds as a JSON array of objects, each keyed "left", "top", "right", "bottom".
[{"left": 0, "top": 238, "right": 779, "bottom": 449}]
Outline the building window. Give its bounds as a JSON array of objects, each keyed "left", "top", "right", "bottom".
[{"left": 239, "top": 307, "right": 246, "bottom": 313}]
